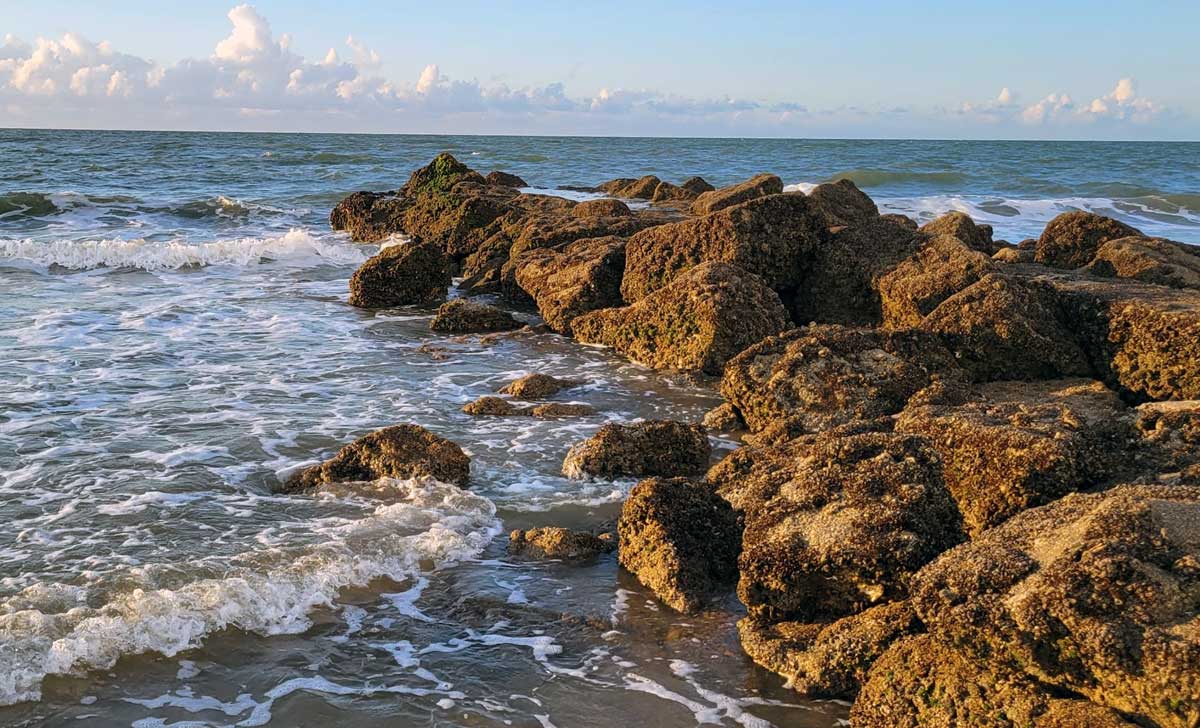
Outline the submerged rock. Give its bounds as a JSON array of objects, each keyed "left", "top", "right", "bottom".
[
  {"left": 617, "top": 477, "right": 741, "bottom": 613},
  {"left": 877, "top": 234, "right": 996, "bottom": 328},
  {"left": 691, "top": 173, "right": 783, "bottom": 216},
  {"left": 911, "top": 484, "right": 1200, "bottom": 727},
  {"left": 1034, "top": 211, "right": 1142, "bottom": 268},
  {"left": 1085, "top": 235, "right": 1200, "bottom": 289},
  {"left": 508, "top": 527, "right": 615, "bottom": 560},
  {"left": 463, "top": 397, "right": 595, "bottom": 418},
  {"left": 348, "top": 242, "right": 451, "bottom": 308},
  {"left": 514, "top": 236, "right": 626, "bottom": 335},
  {"left": 573, "top": 262, "right": 791, "bottom": 375},
  {"left": 806, "top": 178, "right": 879, "bottom": 228},
  {"left": 429, "top": 299, "right": 521, "bottom": 333},
  {"left": 280, "top": 424, "right": 470, "bottom": 491},
  {"left": 562, "top": 420, "right": 711, "bottom": 479},
  {"left": 499, "top": 373, "right": 583, "bottom": 400}
]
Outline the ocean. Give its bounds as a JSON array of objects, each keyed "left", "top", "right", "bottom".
[{"left": 1, "top": 129, "right": 1197, "bottom": 727}]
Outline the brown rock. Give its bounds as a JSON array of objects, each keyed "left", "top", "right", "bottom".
[
  {"left": 911, "top": 484, "right": 1200, "bottom": 727},
  {"left": 572, "top": 198, "right": 631, "bottom": 218},
  {"left": 514, "top": 236, "right": 627, "bottom": 335},
  {"left": 691, "top": 173, "right": 783, "bottom": 216},
  {"left": 617, "top": 477, "right": 741, "bottom": 613},
  {"left": 702, "top": 402, "right": 744, "bottom": 432},
  {"left": 807, "top": 178, "right": 879, "bottom": 228},
  {"left": 508, "top": 527, "right": 615, "bottom": 560},
  {"left": 530, "top": 403, "right": 596, "bottom": 418},
  {"left": 1034, "top": 211, "right": 1142, "bottom": 268},
  {"left": 562, "top": 420, "right": 711, "bottom": 479},
  {"left": 330, "top": 191, "right": 409, "bottom": 242},
  {"left": 878, "top": 235, "right": 996, "bottom": 328},
  {"left": 499, "top": 373, "right": 583, "bottom": 400},
  {"left": 601, "top": 175, "right": 661, "bottom": 199},
  {"left": 401, "top": 152, "right": 484, "bottom": 197},
  {"left": 280, "top": 424, "right": 470, "bottom": 491},
  {"left": 648, "top": 180, "right": 697, "bottom": 203},
  {"left": 1085, "top": 235, "right": 1200, "bottom": 289},
  {"left": 918, "top": 211, "right": 996, "bottom": 254},
  {"left": 348, "top": 242, "right": 451, "bottom": 308},
  {"left": 573, "top": 262, "right": 791, "bottom": 375},
  {"left": 1134, "top": 400, "right": 1200, "bottom": 482},
  {"left": 622, "top": 192, "right": 826, "bottom": 302},
  {"left": 462, "top": 396, "right": 531, "bottom": 416},
  {"left": 680, "top": 176, "right": 715, "bottom": 195},
  {"left": 429, "top": 299, "right": 521, "bottom": 333},
  {"left": 993, "top": 246, "right": 1035, "bottom": 263},
  {"left": 485, "top": 170, "right": 527, "bottom": 187}
]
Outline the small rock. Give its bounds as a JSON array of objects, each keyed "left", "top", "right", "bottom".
[
  {"left": 702, "top": 402, "right": 744, "bottom": 432},
  {"left": 562, "top": 420, "right": 711, "bottom": 479},
  {"left": 499, "top": 373, "right": 583, "bottom": 400},
  {"left": 530, "top": 403, "right": 596, "bottom": 418},
  {"left": 680, "top": 176, "right": 716, "bottom": 195},
  {"left": 485, "top": 170, "right": 527, "bottom": 187},
  {"left": 572, "top": 198, "right": 632, "bottom": 218},
  {"left": 508, "top": 527, "right": 615, "bottom": 560},
  {"left": 462, "top": 396, "right": 531, "bottom": 416},
  {"left": 429, "top": 299, "right": 521, "bottom": 333},
  {"left": 280, "top": 424, "right": 470, "bottom": 491}
]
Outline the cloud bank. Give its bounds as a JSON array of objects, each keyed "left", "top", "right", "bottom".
[{"left": 0, "top": 5, "right": 1178, "bottom": 138}]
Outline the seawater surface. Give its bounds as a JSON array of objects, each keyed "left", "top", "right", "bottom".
[{"left": 1, "top": 130, "right": 1198, "bottom": 727}]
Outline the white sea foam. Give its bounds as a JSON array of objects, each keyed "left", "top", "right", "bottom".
[{"left": 0, "top": 229, "right": 370, "bottom": 272}]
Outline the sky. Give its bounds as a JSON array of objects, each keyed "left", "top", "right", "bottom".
[{"left": 1, "top": 1, "right": 1198, "bottom": 139}]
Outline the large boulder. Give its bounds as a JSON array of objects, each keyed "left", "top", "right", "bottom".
[
  {"left": 622, "top": 192, "right": 826, "bottom": 303},
  {"left": 485, "top": 170, "right": 527, "bottom": 188},
  {"left": 508, "top": 527, "right": 614, "bottom": 561},
  {"left": 878, "top": 235, "right": 996, "bottom": 328},
  {"left": 649, "top": 180, "right": 696, "bottom": 203},
  {"left": 401, "top": 152, "right": 484, "bottom": 196},
  {"left": 601, "top": 175, "right": 661, "bottom": 199},
  {"left": 280, "top": 424, "right": 470, "bottom": 491},
  {"left": 330, "top": 191, "right": 409, "bottom": 242},
  {"left": 918, "top": 211, "right": 996, "bottom": 254},
  {"left": 851, "top": 634, "right": 1136, "bottom": 728},
  {"left": 910, "top": 484, "right": 1200, "bottom": 727},
  {"left": 680, "top": 176, "right": 715, "bottom": 195},
  {"left": 429, "top": 299, "right": 521, "bottom": 333},
  {"left": 733, "top": 431, "right": 964, "bottom": 622},
  {"left": 918, "top": 274, "right": 1092, "bottom": 382},
  {"left": 562, "top": 420, "right": 711, "bottom": 479},
  {"left": 806, "top": 179, "right": 879, "bottom": 228},
  {"left": 719, "top": 325, "right": 961, "bottom": 440},
  {"left": 573, "top": 262, "right": 790, "bottom": 375},
  {"left": 348, "top": 242, "right": 451, "bottom": 308},
  {"left": 617, "top": 477, "right": 741, "bottom": 613},
  {"left": 691, "top": 173, "right": 783, "bottom": 216},
  {"left": 1085, "top": 235, "right": 1200, "bottom": 289},
  {"left": 1034, "top": 211, "right": 1142, "bottom": 269},
  {"left": 572, "top": 198, "right": 631, "bottom": 218},
  {"left": 896, "top": 379, "right": 1133, "bottom": 535},
  {"left": 513, "top": 236, "right": 626, "bottom": 335}
]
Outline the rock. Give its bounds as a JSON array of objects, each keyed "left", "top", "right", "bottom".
[
  {"left": 573, "top": 262, "right": 791, "bottom": 375},
  {"left": 348, "top": 242, "right": 451, "bottom": 308},
  {"left": 910, "top": 484, "right": 1200, "bottom": 727},
  {"left": 530, "top": 403, "right": 596, "bottom": 418},
  {"left": 719, "top": 325, "right": 960, "bottom": 439},
  {"left": 617, "top": 477, "right": 741, "bottom": 613},
  {"left": 1034, "top": 211, "right": 1142, "bottom": 268},
  {"left": 280, "top": 424, "right": 470, "bottom": 491},
  {"left": 896, "top": 379, "right": 1132, "bottom": 535},
  {"left": 737, "top": 601, "right": 921, "bottom": 699},
  {"left": 485, "top": 170, "right": 527, "bottom": 187},
  {"left": 330, "top": 191, "right": 408, "bottom": 242},
  {"left": 918, "top": 211, "right": 996, "bottom": 254},
  {"left": 562, "top": 421, "right": 711, "bottom": 479},
  {"left": 1047, "top": 273, "right": 1200, "bottom": 400},
  {"left": 918, "top": 274, "right": 1091, "bottom": 382},
  {"left": 881, "top": 213, "right": 918, "bottom": 230},
  {"left": 878, "top": 235, "right": 997, "bottom": 328},
  {"left": 508, "top": 527, "right": 615, "bottom": 560},
  {"left": 807, "top": 179, "right": 879, "bottom": 228},
  {"left": 691, "top": 173, "right": 783, "bottom": 216},
  {"left": 731, "top": 431, "right": 964, "bottom": 622},
  {"left": 851, "top": 635, "right": 1136, "bottom": 728},
  {"left": 702, "top": 402, "right": 744, "bottom": 432},
  {"left": 462, "top": 396, "right": 530, "bottom": 416},
  {"left": 400, "top": 184, "right": 515, "bottom": 264},
  {"left": 649, "top": 180, "right": 696, "bottom": 203},
  {"left": 499, "top": 373, "right": 583, "bottom": 400},
  {"left": 572, "top": 198, "right": 631, "bottom": 218},
  {"left": 601, "top": 175, "right": 661, "bottom": 199},
  {"left": 680, "top": 176, "right": 715, "bottom": 195},
  {"left": 993, "top": 246, "right": 1035, "bottom": 263},
  {"left": 622, "top": 192, "right": 826, "bottom": 302},
  {"left": 1085, "top": 235, "right": 1200, "bottom": 289},
  {"left": 401, "top": 152, "right": 484, "bottom": 197},
  {"left": 792, "top": 216, "right": 923, "bottom": 326},
  {"left": 513, "top": 236, "right": 626, "bottom": 335},
  {"left": 1134, "top": 401, "right": 1200, "bottom": 482},
  {"left": 429, "top": 299, "right": 521, "bottom": 333}
]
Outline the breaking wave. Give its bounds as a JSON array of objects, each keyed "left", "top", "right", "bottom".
[
  {"left": 0, "top": 229, "right": 371, "bottom": 271},
  {"left": 0, "top": 478, "right": 501, "bottom": 706}
]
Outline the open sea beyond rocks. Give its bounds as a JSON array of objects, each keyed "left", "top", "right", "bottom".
[{"left": 1, "top": 129, "right": 1198, "bottom": 727}]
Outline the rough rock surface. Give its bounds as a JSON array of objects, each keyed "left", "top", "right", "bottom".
[
  {"left": 281, "top": 424, "right": 470, "bottom": 491},
  {"left": 702, "top": 402, "right": 744, "bottom": 432},
  {"left": 878, "top": 235, "right": 997, "bottom": 328},
  {"left": 485, "top": 170, "right": 527, "bottom": 187},
  {"left": 562, "top": 421, "right": 711, "bottom": 479},
  {"left": 348, "top": 242, "right": 451, "bottom": 308},
  {"left": 1134, "top": 400, "right": 1200, "bottom": 482},
  {"left": 617, "top": 477, "right": 741, "bottom": 613},
  {"left": 508, "top": 527, "right": 615, "bottom": 560},
  {"left": 993, "top": 246, "right": 1036, "bottom": 264},
  {"left": 719, "top": 325, "right": 960, "bottom": 438},
  {"left": 680, "top": 176, "right": 715, "bottom": 195},
  {"left": 572, "top": 198, "right": 631, "bottom": 218},
  {"left": 1034, "top": 211, "right": 1142, "bottom": 268},
  {"left": 737, "top": 601, "right": 920, "bottom": 699},
  {"left": 897, "top": 379, "right": 1133, "bottom": 535},
  {"left": 806, "top": 179, "right": 879, "bottom": 228},
  {"left": 498, "top": 373, "right": 582, "bottom": 400},
  {"left": 402, "top": 152, "right": 485, "bottom": 197},
  {"left": 514, "top": 236, "right": 626, "bottom": 335},
  {"left": 691, "top": 173, "right": 783, "bottom": 216},
  {"left": 429, "top": 299, "right": 521, "bottom": 333},
  {"left": 731, "top": 431, "right": 964, "bottom": 622},
  {"left": 918, "top": 274, "right": 1091, "bottom": 382},
  {"left": 1085, "top": 235, "right": 1200, "bottom": 289},
  {"left": 622, "top": 192, "right": 826, "bottom": 302},
  {"left": 649, "top": 181, "right": 696, "bottom": 203},
  {"left": 463, "top": 397, "right": 595, "bottom": 418},
  {"left": 573, "top": 262, "right": 790, "bottom": 375},
  {"left": 918, "top": 211, "right": 996, "bottom": 254},
  {"left": 911, "top": 484, "right": 1200, "bottom": 727},
  {"left": 601, "top": 175, "right": 661, "bottom": 199}
]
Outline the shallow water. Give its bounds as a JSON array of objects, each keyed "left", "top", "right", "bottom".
[{"left": 2, "top": 130, "right": 1198, "bottom": 727}]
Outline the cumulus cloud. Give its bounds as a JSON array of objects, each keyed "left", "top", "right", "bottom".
[{"left": 951, "top": 80, "right": 1164, "bottom": 128}]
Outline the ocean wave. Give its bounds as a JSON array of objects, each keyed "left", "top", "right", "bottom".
[
  {"left": 0, "top": 229, "right": 371, "bottom": 271},
  {"left": 0, "top": 477, "right": 501, "bottom": 706},
  {"left": 0, "top": 192, "right": 62, "bottom": 219},
  {"left": 824, "top": 168, "right": 969, "bottom": 188}
]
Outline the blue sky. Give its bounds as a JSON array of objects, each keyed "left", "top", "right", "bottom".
[{"left": 2, "top": 1, "right": 1197, "bottom": 138}]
